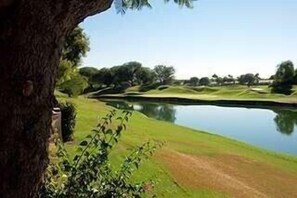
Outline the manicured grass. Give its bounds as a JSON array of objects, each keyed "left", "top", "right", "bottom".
[
  {"left": 58, "top": 96, "right": 297, "bottom": 197},
  {"left": 122, "top": 85, "right": 297, "bottom": 103}
]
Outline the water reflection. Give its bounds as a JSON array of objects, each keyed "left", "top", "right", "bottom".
[
  {"left": 273, "top": 109, "right": 297, "bottom": 135},
  {"left": 104, "top": 100, "right": 297, "bottom": 155},
  {"left": 105, "top": 100, "right": 297, "bottom": 137},
  {"left": 106, "top": 101, "right": 176, "bottom": 122}
]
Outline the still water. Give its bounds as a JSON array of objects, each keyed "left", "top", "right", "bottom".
[{"left": 104, "top": 100, "right": 297, "bottom": 156}]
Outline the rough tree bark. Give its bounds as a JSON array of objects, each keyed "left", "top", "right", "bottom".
[{"left": 0, "top": 0, "right": 112, "bottom": 197}]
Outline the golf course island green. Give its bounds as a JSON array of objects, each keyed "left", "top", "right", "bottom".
[{"left": 57, "top": 86, "right": 297, "bottom": 197}]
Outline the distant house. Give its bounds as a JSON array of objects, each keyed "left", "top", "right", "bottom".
[{"left": 258, "top": 79, "right": 273, "bottom": 85}]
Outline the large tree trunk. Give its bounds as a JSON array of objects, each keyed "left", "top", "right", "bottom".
[
  {"left": 0, "top": 0, "right": 112, "bottom": 197},
  {"left": 0, "top": 4, "right": 63, "bottom": 198}
]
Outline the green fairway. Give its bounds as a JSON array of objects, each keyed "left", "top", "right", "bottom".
[
  {"left": 58, "top": 95, "right": 297, "bottom": 197},
  {"left": 120, "top": 85, "right": 297, "bottom": 104}
]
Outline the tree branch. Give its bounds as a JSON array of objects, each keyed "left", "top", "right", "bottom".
[{"left": 69, "top": 0, "right": 113, "bottom": 24}]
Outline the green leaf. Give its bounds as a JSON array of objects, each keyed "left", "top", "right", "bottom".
[
  {"left": 84, "top": 151, "right": 90, "bottom": 157},
  {"left": 80, "top": 140, "right": 88, "bottom": 146},
  {"left": 73, "top": 155, "right": 79, "bottom": 161},
  {"left": 134, "top": 162, "right": 139, "bottom": 169},
  {"left": 106, "top": 129, "right": 113, "bottom": 134}
]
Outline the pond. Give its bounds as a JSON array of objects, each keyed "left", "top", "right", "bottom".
[{"left": 103, "top": 100, "right": 297, "bottom": 156}]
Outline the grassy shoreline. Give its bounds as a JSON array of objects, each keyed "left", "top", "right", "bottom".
[
  {"left": 91, "top": 85, "right": 297, "bottom": 108},
  {"left": 95, "top": 94, "right": 297, "bottom": 108},
  {"left": 59, "top": 95, "right": 297, "bottom": 197}
]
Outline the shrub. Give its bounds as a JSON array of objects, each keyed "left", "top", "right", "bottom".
[
  {"left": 139, "top": 82, "right": 160, "bottom": 92},
  {"left": 270, "top": 61, "right": 295, "bottom": 95},
  {"left": 59, "top": 102, "right": 76, "bottom": 142},
  {"left": 270, "top": 82, "right": 293, "bottom": 95},
  {"left": 59, "top": 74, "right": 88, "bottom": 97},
  {"left": 40, "top": 110, "right": 164, "bottom": 197},
  {"left": 157, "top": 85, "right": 169, "bottom": 91}
]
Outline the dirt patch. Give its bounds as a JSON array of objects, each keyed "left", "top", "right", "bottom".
[{"left": 157, "top": 150, "right": 297, "bottom": 198}]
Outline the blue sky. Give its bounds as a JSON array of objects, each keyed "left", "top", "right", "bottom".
[{"left": 81, "top": 0, "right": 297, "bottom": 79}]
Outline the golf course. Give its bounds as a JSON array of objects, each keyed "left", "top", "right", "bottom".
[
  {"left": 56, "top": 85, "right": 297, "bottom": 197},
  {"left": 94, "top": 85, "right": 297, "bottom": 104},
  {"left": 2, "top": 0, "right": 297, "bottom": 197}
]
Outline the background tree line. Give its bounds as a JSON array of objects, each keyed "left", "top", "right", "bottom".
[
  {"left": 58, "top": 58, "right": 177, "bottom": 97},
  {"left": 54, "top": 26, "right": 174, "bottom": 97},
  {"left": 56, "top": 27, "right": 297, "bottom": 97},
  {"left": 185, "top": 60, "right": 297, "bottom": 95}
]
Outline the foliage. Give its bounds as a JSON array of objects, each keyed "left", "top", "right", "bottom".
[
  {"left": 135, "top": 67, "right": 156, "bottom": 85},
  {"left": 79, "top": 67, "right": 100, "bottom": 92},
  {"left": 91, "top": 63, "right": 152, "bottom": 88},
  {"left": 122, "top": 61, "right": 142, "bottom": 85},
  {"left": 92, "top": 68, "right": 114, "bottom": 87},
  {"left": 189, "top": 77, "right": 199, "bottom": 86},
  {"left": 157, "top": 85, "right": 170, "bottom": 91},
  {"left": 274, "top": 61, "right": 295, "bottom": 83},
  {"left": 59, "top": 74, "right": 89, "bottom": 97},
  {"left": 79, "top": 67, "right": 99, "bottom": 80},
  {"left": 56, "top": 60, "right": 77, "bottom": 85},
  {"left": 109, "top": 62, "right": 143, "bottom": 86},
  {"left": 40, "top": 110, "right": 163, "bottom": 197},
  {"left": 212, "top": 74, "right": 218, "bottom": 79},
  {"left": 271, "top": 61, "right": 295, "bottom": 95},
  {"left": 59, "top": 102, "right": 77, "bottom": 142},
  {"left": 62, "top": 27, "right": 90, "bottom": 66},
  {"left": 238, "top": 73, "right": 258, "bottom": 87},
  {"left": 270, "top": 83, "right": 293, "bottom": 95},
  {"left": 199, "top": 77, "right": 210, "bottom": 86},
  {"left": 211, "top": 74, "right": 223, "bottom": 85},
  {"left": 89, "top": 63, "right": 175, "bottom": 93},
  {"left": 57, "top": 27, "right": 90, "bottom": 85},
  {"left": 216, "top": 77, "right": 223, "bottom": 85},
  {"left": 222, "top": 75, "right": 236, "bottom": 85},
  {"left": 139, "top": 82, "right": 161, "bottom": 92},
  {"left": 77, "top": 62, "right": 179, "bottom": 94},
  {"left": 294, "top": 69, "right": 297, "bottom": 84},
  {"left": 173, "top": 80, "right": 183, "bottom": 86},
  {"left": 153, "top": 65, "right": 175, "bottom": 85},
  {"left": 115, "top": 0, "right": 195, "bottom": 14},
  {"left": 273, "top": 109, "right": 297, "bottom": 135}
]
